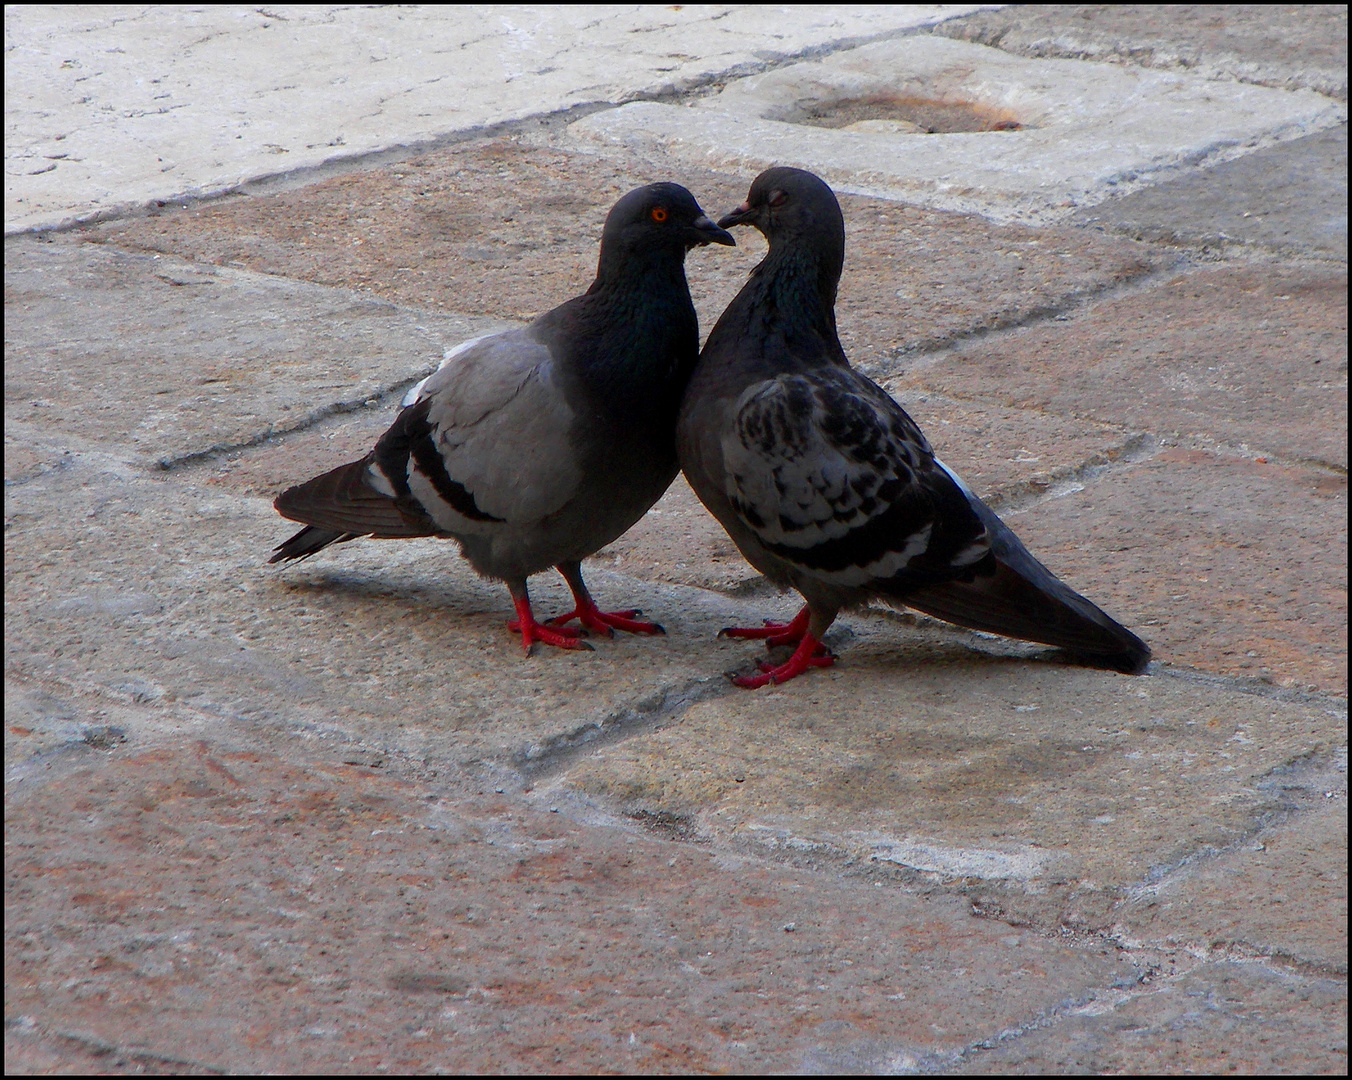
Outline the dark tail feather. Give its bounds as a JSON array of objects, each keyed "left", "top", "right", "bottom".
[
  {"left": 270, "top": 455, "right": 439, "bottom": 564},
  {"left": 270, "top": 526, "right": 361, "bottom": 563},
  {"left": 898, "top": 501, "right": 1151, "bottom": 675}
]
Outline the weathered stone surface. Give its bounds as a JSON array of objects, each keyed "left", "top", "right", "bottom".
[
  {"left": 4, "top": 4, "right": 984, "bottom": 232},
  {"left": 4, "top": 733, "right": 1137, "bottom": 1074},
  {"left": 1116, "top": 788, "right": 1348, "bottom": 972},
  {"left": 94, "top": 133, "right": 1167, "bottom": 374},
  {"left": 552, "top": 651, "right": 1345, "bottom": 929},
  {"left": 568, "top": 36, "right": 1343, "bottom": 224},
  {"left": 1072, "top": 123, "right": 1348, "bottom": 261},
  {"left": 997, "top": 449, "right": 1347, "bottom": 694},
  {"left": 3, "top": 677, "right": 144, "bottom": 780},
  {"left": 3, "top": 236, "right": 508, "bottom": 469},
  {"left": 958, "top": 960, "right": 1348, "bottom": 1074},
  {"left": 935, "top": 4, "right": 1349, "bottom": 100},
  {"left": 906, "top": 261, "right": 1349, "bottom": 470},
  {"left": 3, "top": 452, "right": 783, "bottom": 770}
]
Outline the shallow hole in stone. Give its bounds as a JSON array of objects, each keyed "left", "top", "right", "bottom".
[
  {"left": 626, "top": 808, "right": 709, "bottom": 843},
  {"left": 773, "top": 95, "right": 1026, "bottom": 135}
]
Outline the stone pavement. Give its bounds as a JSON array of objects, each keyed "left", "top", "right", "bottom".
[{"left": 5, "top": 5, "right": 1346, "bottom": 1074}]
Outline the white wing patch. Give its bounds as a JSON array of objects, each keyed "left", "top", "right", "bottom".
[
  {"left": 402, "top": 334, "right": 497, "bottom": 408},
  {"left": 932, "top": 456, "right": 989, "bottom": 565},
  {"left": 365, "top": 461, "right": 398, "bottom": 497},
  {"left": 807, "top": 524, "right": 934, "bottom": 585}
]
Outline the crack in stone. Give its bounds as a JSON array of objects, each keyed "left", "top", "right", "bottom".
[
  {"left": 1152, "top": 663, "right": 1347, "bottom": 713},
  {"left": 4, "top": 1015, "right": 228, "bottom": 1074},
  {"left": 877, "top": 260, "right": 1190, "bottom": 377},
  {"left": 150, "top": 378, "right": 428, "bottom": 473},
  {"left": 981, "top": 431, "right": 1161, "bottom": 515},
  {"left": 510, "top": 673, "right": 735, "bottom": 784},
  {"left": 927, "top": 19, "right": 1349, "bottom": 102}
]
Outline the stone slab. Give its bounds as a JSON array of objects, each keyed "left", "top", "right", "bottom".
[
  {"left": 1115, "top": 789, "right": 1348, "bottom": 972},
  {"left": 904, "top": 261, "right": 1349, "bottom": 471},
  {"left": 92, "top": 132, "right": 1167, "bottom": 373},
  {"left": 991, "top": 449, "right": 1347, "bottom": 694},
  {"left": 3, "top": 236, "right": 511, "bottom": 470},
  {"left": 4, "top": 731, "right": 1139, "bottom": 1074},
  {"left": 958, "top": 960, "right": 1348, "bottom": 1074},
  {"left": 4, "top": 5, "right": 985, "bottom": 233},
  {"left": 551, "top": 648, "right": 1346, "bottom": 930},
  {"left": 935, "top": 4, "right": 1349, "bottom": 101},
  {"left": 1072, "top": 123, "right": 1348, "bottom": 261},
  {"left": 2, "top": 450, "right": 803, "bottom": 771},
  {"left": 568, "top": 36, "right": 1345, "bottom": 224},
  {"left": 90, "top": 137, "right": 755, "bottom": 333}
]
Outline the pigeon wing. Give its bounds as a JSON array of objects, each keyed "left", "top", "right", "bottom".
[
  {"left": 277, "top": 329, "right": 583, "bottom": 555},
  {"left": 719, "top": 367, "right": 990, "bottom": 588},
  {"left": 379, "top": 329, "right": 583, "bottom": 532}
]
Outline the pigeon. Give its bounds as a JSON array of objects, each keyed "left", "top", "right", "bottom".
[
  {"left": 677, "top": 167, "right": 1150, "bottom": 688},
  {"left": 271, "top": 182, "right": 735, "bottom": 653}
]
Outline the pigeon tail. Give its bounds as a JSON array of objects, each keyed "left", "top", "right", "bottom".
[
  {"left": 270, "top": 525, "right": 361, "bottom": 563},
  {"left": 896, "top": 500, "right": 1150, "bottom": 675},
  {"left": 270, "top": 455, "right": 441, "bottom": 564}
]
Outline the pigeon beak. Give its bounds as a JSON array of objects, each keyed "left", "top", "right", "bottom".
[
  {"left": 717, "top": 201, "right": 758, "bottom": 229},
  {"left": 690, "top": 214, "right": 737, "bottom": 247}
]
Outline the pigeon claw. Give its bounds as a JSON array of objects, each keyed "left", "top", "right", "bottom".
[
  {"left": 508, "top": 617, "right": 595, "bottom": 653},
  {"left": 549, "top": 602, "right": 666, "bottom": 637},
  {"left": 509, "top": 617, "right": 583, "bottom": 636},
  {"left": 508, "top": 594, "right": 594, "bottom": 654},
  {"left": 718, "top": 605, "right": 811, "bottom": 648},
  {"left": 732, "top": 633, "right": 834, "bottom": 689}
]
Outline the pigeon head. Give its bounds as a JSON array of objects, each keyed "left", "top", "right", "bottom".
[
  {"left": 719, "top": 167, "right": 845, "bottom": 262},
  {"left": 718, "top": 167, "right": 846, "bottom": 306},
  {"left": 600, "top": 183, "right": 736, "bottom": 258}
]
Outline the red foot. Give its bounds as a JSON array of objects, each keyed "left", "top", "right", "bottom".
[
  {"left": 732, "top": 633, "right": 835, "bottom": 689},
  {"left": 546, "top": 598, "right": 665, "bottom": 638},
  {"left": 718, "top": 605, "right": 810, "bottom": 649},
  {"left": 508, "top": 596, "right": 593, "bottom": 654}
]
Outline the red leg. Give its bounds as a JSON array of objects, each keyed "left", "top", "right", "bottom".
[
  {"left": 547, "top": 562, "right": 665, "bottom": 637},
  {"left": 732, "top": 631, "right": 835, "bottom": 689},
  {"left": 718, "top": 605, "right": 811, "bottom": 649},
  {"left": 507, "top": 586, "right": 593, "bottom": 654}
]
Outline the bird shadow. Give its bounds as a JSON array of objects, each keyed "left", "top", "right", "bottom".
[{"left": 268, "top": 566, "right": 507, "bottom": 620}]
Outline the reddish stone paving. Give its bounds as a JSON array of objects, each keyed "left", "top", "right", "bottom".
[{"left": 6, "top": 741, "right": 1130, "bottom": 1074}]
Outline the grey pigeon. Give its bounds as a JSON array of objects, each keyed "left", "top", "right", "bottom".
[
  {"left": 677, "top": 167, "right": 1149, "bottom": 687},
  {"left": 271, "top": 183, "right": 734, "bottom": 652}
]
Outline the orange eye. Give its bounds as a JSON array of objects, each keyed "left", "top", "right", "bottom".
[{"left": 651, "top": 206, "right": 669, "bottom": 223}]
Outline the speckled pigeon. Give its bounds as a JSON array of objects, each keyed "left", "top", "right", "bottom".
[
  {"left": 271, "top": 183, "right": 735, "bottom": 653},
  {"left": 677, "top": 167, "right": 1149, "bottom": 687}
]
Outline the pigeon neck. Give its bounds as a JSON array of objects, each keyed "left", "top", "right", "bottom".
[
  {"left": 585, "top": 246, "right": 696, "bottom": 332},
  {"left": 750, "top": 241, "right": 846, "bottom": 361},
  {"left": 567, "top": 252, "right": 699, "bottom": 416},
  {"left": 591, "top": 239, "right": 687, "bottom": 293}
]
